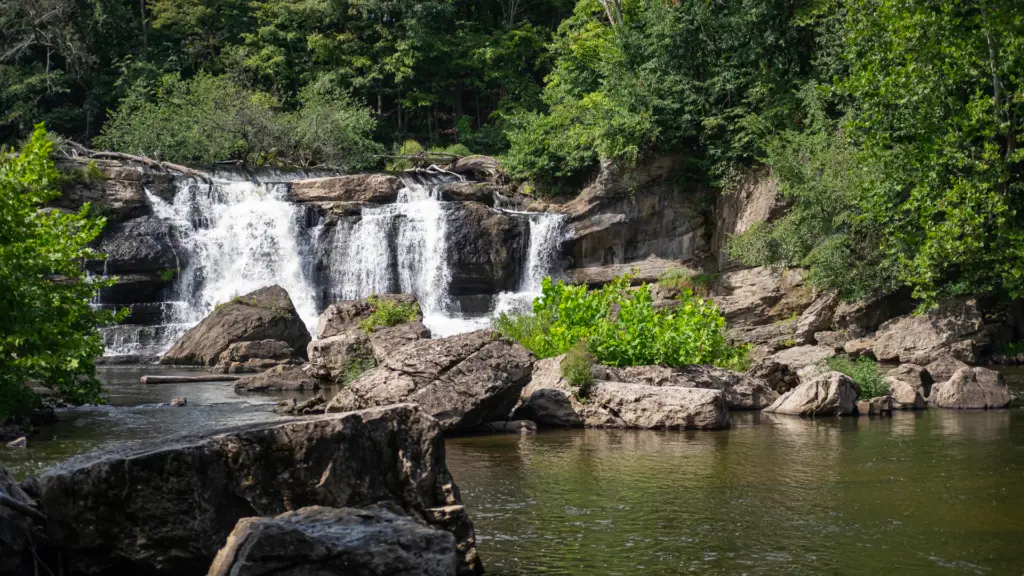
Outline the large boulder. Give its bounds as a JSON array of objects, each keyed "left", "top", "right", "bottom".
[
  {"left": 831, "top": 290, "right": 915, "bottom": 338},
  {"left": 861, "top": 297, "right": 989, "bottom": 364},
  {"left": 770, "top": 345, "right": 836, "bottom": 372},
  {"left": 326, "top": 330, "right": 533, "bottom": 433},
  {"left": 233, "top": 364, "right": 320, "bottom": 392},
  {"left": 511, "top": 356, "right": 585, "bottom": 427},
  {"left": 885, "top": 377, "right": 927, "bottom": 410},
  {"left": 795, "top": 291, "right": 840, "bottom": 345},
  {"left": 208, "top": 505, "right": 459, "bottom": 576},
  {"left": 710, "top": 267, "right": 814, "bottom": 328},
  {"left": 581, "top": 383, "right": 728, "bottom": 429},
  {"left": 36, "top": 405, "right": 481, "bottom": 575},
  {"left": 90, "top": 214, "right": 185, "bottom": 274},
  {"left": 764, "top": 372, "right": 860, "bottom": 416},
  {"left": 309, "top": 295, "right": 429, "bottom": 382},
  {"left": 600, "top": 364, "right": 778, "bottom": 410},
  {"left": 447, "top": 155, "right": 503, "bottom": 183},
  {"left": 316, "top": 294, "right": 420, "bottom": 339},
  {"left": 0, "top": 468, "right": 42, "bottom": 576},
  {"left": 443, "top": 202, "right": 528, "bottom": 296},
  {"left": 161, "top": 286, "right": 311, "bottom": 366},
  {"left": 288, "top": 174, "right": 401, "bottom": 204},
  {"left": 53, "top": 159, "right": 162, "bottom": 222},
  {"left": 933, "top": 367, "right": 1012, "bottom": 410},
  {"left": 211, "top": 339, "right": 302, "bottom": 374}
]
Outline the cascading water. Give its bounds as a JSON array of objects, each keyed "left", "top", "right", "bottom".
[{"left": 100, "top": 169, "right": 567, "bottom": 356}]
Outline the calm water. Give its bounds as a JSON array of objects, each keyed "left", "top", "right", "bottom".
[{"left": 2, "top": 367, "right": 1023, "bottom": 575}]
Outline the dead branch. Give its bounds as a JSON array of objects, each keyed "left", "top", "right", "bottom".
[{"left": 62, "top": 141, "right": 212, "bottom": 183}]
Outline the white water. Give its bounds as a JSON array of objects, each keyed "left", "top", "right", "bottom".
[{"left": 102, "top": 173, "right": 566, "bottom": 355}]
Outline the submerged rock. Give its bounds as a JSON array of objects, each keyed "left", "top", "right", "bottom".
[
  {"left": 764, "top": 372, "right": 860, "bottom": 416},
  {"left": 326, "top": 330, "right": 533, "bottom": 433},
  {"left": 161, "top": 285, "right": 311, "bottom": 366},
  {"left": 933, "top": 367, "right": 1011, "bottom": 410},
  {"left": 37, "top": 405, "right": 481, "bottom": 575},
  {"left": 208, "top": 505, "right": 460, "bottom": 576}
]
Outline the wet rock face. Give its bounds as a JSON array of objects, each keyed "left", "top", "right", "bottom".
[
  {"left": 764, "top": 372, "right": 860, "bottom": 416},
  {"left": 443, "top": 202, "right": 528, "bottom": 296},
  {"left": 208, "top": 505, "right": 460, "bottom": 576},
  {"left": 326, "top": 330, "right": 533, "bottom": 433},
  {"left": 161, "top": 285, "right": 311, "bottom": 366},
  {"left": 37, "top": 405, "right": 481, "bottom": 576},
  {"left": 53, "top": 159, "right": 164, "bottom": 222},
  {"left": 89, "top": 214, "right": 185, "bottom": 275}
]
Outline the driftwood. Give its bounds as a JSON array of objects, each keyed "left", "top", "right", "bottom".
[
  {"left": 141, "top": 374, "right": 242, "bottom": 384},
  {"left": 62, "top": 141, "right": 212, "bottom": 183}
]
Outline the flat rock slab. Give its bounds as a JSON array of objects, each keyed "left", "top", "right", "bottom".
[
  {"left": 37, "top": 405, "right": 480, "bottom": 575},
  {"left": 233, "top": 364, "right": 319, "bottom": 392},
  {"left": 327, "top": 330, "right": 532, "bottom": 432},
  {"left": 602, "top": 364, "right": 777, "bottom": 410},
  {"left": 582, "top": 383, "right": 728, "bottom": 430},
  {"left": 208, "top": 505, "right": 459, "bottom": 576}
]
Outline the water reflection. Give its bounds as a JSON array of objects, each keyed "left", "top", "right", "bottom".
[{"left": 447, "top": 407, "right": 1024, "bottom": 575}]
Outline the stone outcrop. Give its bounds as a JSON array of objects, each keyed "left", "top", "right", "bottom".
[
  {"left": 933, "top": 367, "right": 1011, "bottom": 410},
  {"left": 37, "top": 405, "right": 481, "bottom": 575},
  {"left": 208, "top": 505, "right": 460, "bottom": 576},
  {"left": 794, "top": 291, "right": 840, "bottom": 345},
  {"left": 750, "top": 345, "right": 837, "bottom": 393},
  {"left": 444, "top": 202, "right": 529, "bottom": 296},
  {"left": 531, "top": 158, "right": 706, "bottom": 283},
  {"left": 887, "top": 364, "right": 931, "bottom": 394},
  {"left": 211, "top": 339, "right": 302, "bottom": 374},
  {"left": 924, "top": 355, "right": 970, "bottom": 383},
  {"left": 288, "top": 174, "right": 401, "bottom": 204},
  {"left": 600, "top": 364, "right": 777, "bottom": 410},
  {"left": 831, "top": 290, "right": 915, "bottom": 338},
  {"left": 438, "top": 182, "right": 500, "bottom": 205},
  {"left": 852, "top": 297, "right": 989, "bottom": 364},
  {"left": 233, "top": 364, "right": 320, "bottom": 392},
  {"left": 326, "top": 330, "right": 533, "bottom": 433},
  {"left": 567, "top": 256, "right": 694, "bottom": 287},
  {"left": 447, "top": 155, "right": 503, "bottom": 183},
  {"left": 709, "top": 168, "right": 784, "bottom": 269},
  {"left": 309, "top": 295, "right": 429, "bottom": 383},
  {"left": 161, "top": 285, "right": 311, "bottom": 366},
  {"left": 54, "top": 159, "right": 169, "bottom": 222},
  {"left": 89, "top": 214, "right": 184, "bottom": 275},
  {"left": 581, "top": 383, "right": 728, "bottom": 429},
  {"left": 764, "top": 372, "right": 860, "bottom": 416}
]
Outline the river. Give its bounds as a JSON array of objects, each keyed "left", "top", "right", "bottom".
[{"left": 2, "top": 367, "right": 1023, "bottom": 575}]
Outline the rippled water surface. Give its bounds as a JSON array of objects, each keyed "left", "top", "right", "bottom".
[
  {"left": 2, "top": 367, "right": 1023, "bottom": 575},
  {"left": 446, "top": 370, "right": 1024, "bottom": 575}
]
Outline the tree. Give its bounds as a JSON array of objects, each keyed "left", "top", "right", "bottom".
[{"left": 0, "top": 124, "right": 119, "bottom": 421}]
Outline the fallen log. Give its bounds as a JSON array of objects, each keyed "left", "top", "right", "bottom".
[
  {"left": 141, "top": 374, "right": 242, "bottom": 385},
  {"left": 63, "top": 141, "right": 213, "bottom": 183}
]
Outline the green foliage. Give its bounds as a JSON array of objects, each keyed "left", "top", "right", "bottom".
[
  {"left": 560, "top": 341, "right": 595, "bottom": 397},
  {"left": 95, "top": 73, "right": 381, "bottom": 168},
  {"left": 342, "top": 356, "right": 377, "bottom": 385},
  {"left": 496, "top": 274, "right": 748, "bottom": 370},
  {"left": 1000, "top": 341, "right": 1024, "bottom": 357},
  {"left": 825, "top": 356, "right": 889, "bottom": 399},
  {"left": 658, "top": 269, "right": 718, "bottom": 297},
  {"left": 0, "top": 125, "right": 121, "bottom": 421},
  {"left": 359, "top": 296, "right": 421, "bottom": 333},
  {"left": 158, "top": 269, "right": 177, "bottom": 283}
]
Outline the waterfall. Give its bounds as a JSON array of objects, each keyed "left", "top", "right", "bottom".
[{"left": 100, "top": 169, "right": 567, "bottom": 356}]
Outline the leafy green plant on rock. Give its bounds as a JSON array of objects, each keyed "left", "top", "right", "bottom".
[
  {"left": 561, "top": 341, "right": 596, "bottom": 399},
  {"left": 359, "top": 296, "right": 420, "bottom": 333},
  {"left": 495, "top": 274, "right": 748, "bottom": 370},
  {"left": 825, "top": 356, "right": 889, "bottom": 399}
]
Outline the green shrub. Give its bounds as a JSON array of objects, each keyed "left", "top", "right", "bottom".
[
  {"left": 658, "top": 269, "right": 719, "bottom": 297},
  {"left": 359, "top": 296, "right": 420, "bottom": 333},
  {"left": 560, "top": 341, "right": 595, "bottom": 398},
  {"left": 495, "top": 274, "right": 748, "bottom": 370},
  {"left": 342, "top": 356, "right": 377, "bottom": 385},
  {"left": 825, "top": 356, "right": 889, "bottom": 399},
  {"left": 1000, "top": 341, "right": 1024, "bottom": 357}
]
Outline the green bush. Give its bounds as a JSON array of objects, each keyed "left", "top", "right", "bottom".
[
  {"left": 560, "top": 341, "right": 595, "bottom": 398},
  {"left": 658, "top": 269, "right": 719, "bottom": 297},
  {"left": 495, "top": 274, "right": 748, "bottom": 370},
  {"left": 359, "top": 296, "right": 420, "bottom": 333},
  {"left": 825, "top": 356, "right": 889, "bottom": 399},
  {"left": 1, "top": 125, "right": 122, "bottom": 421}
]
